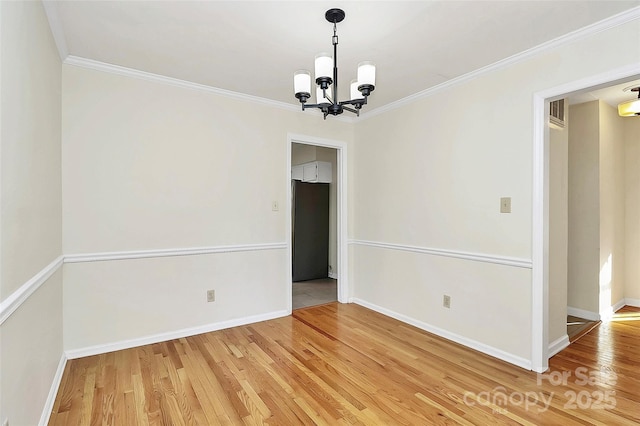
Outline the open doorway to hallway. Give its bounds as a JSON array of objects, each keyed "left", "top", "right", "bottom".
[
  {"left": 546, "top": 74, "right": 640, "bottom": 357},
  {"left": 291, "top": 142, "right": 338, "bottom": 309}
]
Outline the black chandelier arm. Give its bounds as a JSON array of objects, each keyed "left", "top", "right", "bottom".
[
  {"left": 339, "top": 97, "right": 368, "bottom": 107},
  {"left": 303, "top": 102, "right": 362, "bottom": 118},
  {"left": 341, "top": 105, "right": 359, "bottom": 116},
  {"left": 322, "top": 87, "right": 335, "bottom": 105},
  {"left": 301, "top": 103, "right": 330, "bottom": 111}
]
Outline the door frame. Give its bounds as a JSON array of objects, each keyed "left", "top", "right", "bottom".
[
  {"left": 531, "top": 63, "right": 640, "bottom": 372},
  {"left": 286, "top": 133, "right": 349, "bottom": 313}
]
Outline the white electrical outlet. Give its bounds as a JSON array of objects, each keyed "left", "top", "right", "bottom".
[
  {"left": 443, "top": 295, "right": 451, "bottom": 309},
  {"left": 207, "top": 290, "right": 215, "bottom": 302}
]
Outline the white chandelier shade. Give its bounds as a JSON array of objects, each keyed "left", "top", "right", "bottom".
[
  {"left": 315, "top": 53, "right": 333, "bottom": 80},
  {"left": 293, "top": 70, "right": 311, "bottom": 96},
  {"left": 357, "top": 61, "right": 376, "bottom": 87}
]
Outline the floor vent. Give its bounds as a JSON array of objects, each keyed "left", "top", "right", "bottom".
[{"left": 549, "top": 99, "right": 565, "bottom": 128}]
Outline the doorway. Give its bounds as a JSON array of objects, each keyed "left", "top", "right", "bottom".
[
  {"left": 286, "top": 134, "right": 349, "bottom": 313},
  {"left": 532, "top": 65, "right": 640, "bottom": 372}
]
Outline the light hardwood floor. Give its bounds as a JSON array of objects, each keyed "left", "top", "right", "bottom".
[{"left": 49, "top": 304, "right": 640, "bottom": 425}]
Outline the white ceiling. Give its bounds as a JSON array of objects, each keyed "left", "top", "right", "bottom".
[{"left": 45, "top": 1, "right": 640, "bottom": 110}]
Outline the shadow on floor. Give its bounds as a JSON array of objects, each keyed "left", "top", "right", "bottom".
[
  {"left": 567, "top": 315, "right": 600, "bottom": 343},
  {"left": 293, "top": 278, "right": 337, "bottom": 310}
]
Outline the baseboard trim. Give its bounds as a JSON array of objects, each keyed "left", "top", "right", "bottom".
[
  {"left": 605, "top": 298, "right": 628, "bottom": 319},
  {"left": 567, "top": 306, "right": 600, "bottom": 322},
  {"left": 351, "top": 298, "right": 532, "bottom": 371},
  {"left": 39, "top": 353, "right": 67, "bottom": 426},
  {"left": 0, "top": 255, "right": 64, "bottom": 325},
  {"left": 349, "top": 239, "right": 532, "bottom": 269},
  {"left": 548, "top": 334, "right": 570, "bottom": 358},
  {"left": 65, "top": 309, "right": 289, "bottom": 359},
  {"left": 624, "top": 298, "right": 640, "bottom": 308},
  {"left": 64, "top": 242, "right": 287, "bottom": 263}
]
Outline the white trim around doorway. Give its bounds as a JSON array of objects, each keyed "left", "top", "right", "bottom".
[
  {"left": 286, "top": 133, "right": 349, "bottom": 313},
  {"left": 531, "top": 63, "right": 640, "bottom": 373}
]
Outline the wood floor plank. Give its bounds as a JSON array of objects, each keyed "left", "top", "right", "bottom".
[{"left": 49, "top": 303, "right": 640, "bottom": 425}]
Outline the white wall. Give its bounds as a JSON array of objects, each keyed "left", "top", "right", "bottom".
[
  {"left": 352, "top": 19, "right": 640, "bottom": 365},
  {"left": 599, "top": 101, "right": 626, "bottom": 313},
  {"left": 567, "top": 101, "right": 601, "bottom": 314},
  {"left": 316, "top": 147, "right": 338, "bottom": 276},
  {"left": 567, "top": 100, "right": 628, "bottom": 317},
  {"left": 0, "top": 1, "right": 63, "bottom": 424},
  {"left": 625, "top": 117, "right": 640, "bottom": 302},
  {"left": 548, "top": 102, "right": 568, "bottom": 344},
  {"left": 62, "top": 64, "right": 353, "bottom": 351}
]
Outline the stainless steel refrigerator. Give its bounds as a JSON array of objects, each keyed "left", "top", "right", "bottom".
[{"left": 292, "top": 181, "right": 330, "bottom": 282}]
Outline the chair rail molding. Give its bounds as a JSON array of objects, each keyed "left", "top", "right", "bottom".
[
  {"left": 349, "top": 239, "right": 532, "bottom": 269},
  {"left": 0, "top": 255, "right": 64, "bottom": 325}
]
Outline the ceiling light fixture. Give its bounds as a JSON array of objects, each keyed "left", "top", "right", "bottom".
[
  {"left": 293, "top": 8, "right": 375, "bottom": 119},
  {"left": 618, "top": 86, "right": 640, "bottom": 117}
]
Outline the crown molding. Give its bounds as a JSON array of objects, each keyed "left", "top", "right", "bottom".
[
  {"left": 42, "top": 0, "right": 68, "bottom": 60},
  {"left": 361, "top": 5, "right": 640, "bottom": 119},
  {"left": 63, "top": 55, "right": 357, "bottom": 123},
  {"left": 64, "top": 56, "right": 302, "bottom": 112},
  {"left": 48, "top": 4, "right": 639, "bottom": 121}
]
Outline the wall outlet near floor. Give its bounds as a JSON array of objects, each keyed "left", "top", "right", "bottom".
[
  {"left": 207, "top": 289, "right": 215, "bottom": 302},
  {"left": 443, "top": 295, "right": 451, "bottom": 309}
]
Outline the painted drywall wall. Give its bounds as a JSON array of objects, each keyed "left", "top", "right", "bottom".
[
  {"left": 1, "top": 1, "right": 62, "bottom": 297},
  {"left": 62, "top": 64, "right": 353, "bottom": 351},
  {"left": 567, "top": 100, "right": 628, "bottom": 317},
  {"left": 316, "top": 147, "right": 338, "bottom": 276},
  {"left": 0, "top": 1, "right": 63, "bottom": 424},
  {"left": 1, "top": 271, "right": 63, "bottom": 425},
  {"left": 64, "top": 251, "right": 286, "bottom": 350},
  {"left": 291, "top": 144, "right": 317, "bottom": 165},
  {"left": 567, "top": 101, "right": 601, "bottom": 314},
  {"left": 352, "top": 19, "right": 640, "bottom": 363},
  {"left": 599, "top": 101, "right": 626, "bottom": 312},
  {"left": 548, "top": 102, "right": 569, "bottom": 344},
  {"left": 625, "top": 117, "right": 640, "bottom": 302}
]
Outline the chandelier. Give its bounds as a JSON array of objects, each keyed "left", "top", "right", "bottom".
[
  {"left": 618, "top": 86, "right": 640, "bottom": 117},
  {"left": 293, "top": 8, "right": 376, "bottom": 119}
]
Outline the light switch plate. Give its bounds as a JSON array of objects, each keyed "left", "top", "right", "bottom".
[
  {"left": 500, "top": 197, "right": 511, "bottom": 213},
  {"left": 272, "top": 201, "right": 279, "bottom": 211}
]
